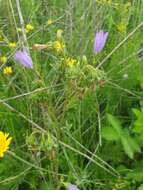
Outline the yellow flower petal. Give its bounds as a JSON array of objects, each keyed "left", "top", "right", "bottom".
[
  {"left": 53, "top": 40, "right": 65, "bottom": 53},
  {"left": 65, "top": 58, "right": 77, "bottom": 67},
  {"left": 3, "top": 66, "right": 13, "bottom": 75},
  {"left": 0, "top": 131, "right": 12, "bottom": 158},
  {"left": 9, "top": 42, "right": 16, "bottom": 48}
]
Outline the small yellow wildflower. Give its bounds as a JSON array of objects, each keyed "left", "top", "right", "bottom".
[
  {"left": 0, "top": 56, "right": 7, "bottom": 64},
  {"left": 0, "top": 131, "right": 12, "bottom": 158},
  {"left": 53, "top": 40, "right": 65, "bottom": 53},
  {"left": 57, "top": 29, "right": 63, "bottom": 39},
  {"left": 9, "top": 42, "right": 16, "bottom": 48},
  {"left": 25, "top": 24, "right": 34, "bottom": 33},
  {"left": 66, "top": 58, "right": 77, "bottom": 67},
  {"left": 3, "top": 66, "right": 13, "bottom": 75},
  {"left": 47, "top": 19, "right": 53, "bottom": 25},
  {"left": 117, "top": 22, "right": 126, "bottom": 33}
]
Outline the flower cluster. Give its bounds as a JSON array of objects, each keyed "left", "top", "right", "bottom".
[
  {"left": 117, "top": 22, "right": 127, "bottom": 33},
  {"left": 65, "top": 57, "right": 77, "bottom": 67},
  {"left": 53, "top": 29, "right": 65, "bottom": 53},
  {"left": 17, "top": 23, "right": 34, "bottom": 33},
  {"left": 53, "top": 40, "right": 65, "bottom": 53}
]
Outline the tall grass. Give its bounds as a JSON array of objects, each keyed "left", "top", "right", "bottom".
[{"left": 0, "top": 0, "right": 143, "bottom": 189}]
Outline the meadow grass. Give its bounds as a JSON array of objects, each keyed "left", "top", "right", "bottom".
[{"left": 0, "top": 0, "right": 143, "bottom": 189}]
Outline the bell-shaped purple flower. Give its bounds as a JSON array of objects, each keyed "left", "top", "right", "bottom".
[
  {"left": 94, "top": 31, "right": 108, "bottom": 54},
  {"left": 68, "top": 184, "right": 80, "bottom": 190},
  {"left": 14, "top": 49, "right": 33, "bottom": 68}
]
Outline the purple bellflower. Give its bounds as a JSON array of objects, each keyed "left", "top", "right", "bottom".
[
  {"left": 68, "top": 184, "right": 80, "bottom": 190},
  {"left": 15, "top": 49, "right": 33, "bottom": 68},
  {"left": 94, "top": 31, "right": 108, "bottom": 54}
]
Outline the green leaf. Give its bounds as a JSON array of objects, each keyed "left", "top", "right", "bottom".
[
  {"left": 40, "top": 182, "right": 53, "bottom": 190},
  {"left": 107, "top": 114, "right": 123, "bottom": 136},
  {"left": 132, "top": 108, "right": 143, "bottom": 133},
  {"left": 121, "top": 129, "right": 140, "bottom": 159},
  {"left": 127, "top": 135, "right": 140, "bottom": 153},
  {"left": 101, "top": 126, "right": 120, "bottom": 141},
  {"left": 121, "top": 136, "right": 133, "bottom": 159},
  {"left": 138, "top": 185, "right": 143, "bottom": 190},
  {"left": 107, "top": 114, "right": 140, "bottom": 158},
  {"left": 126, "top": 170, "right": 143, "bottom": 182},
  {"left": 132, "top": 108, "right": 141, "bottom": 117}
]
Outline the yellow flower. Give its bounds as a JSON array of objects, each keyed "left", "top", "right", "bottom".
[
  {"left": 25, "top": 24, "right": 34, "bottom": 33},
  {"left": 117, "top": 22, "right": 126, "bottom": 33},
  {"left": 0, "top": 131, "right": 12, "bottom": 158},
  {"left": 53, "top": 40, "right": 65, "bottom": 53},
  {"left": 57, "top": 29, "right": 63, "bottom": 39},
  {"left": 47, "top": 19, "right": 53, "bottom": 25},
  {"left": 65, "top": 58, "right": 77, "bottom": 67},
  {"left": 3, "top": 66, "right": 13, "bottom": 75},
  {"left": 0, "top": 56, "right": 7, "bottom": 64},
  {"left": 9, "top": 42, "right": 16, "bottom": 48}
]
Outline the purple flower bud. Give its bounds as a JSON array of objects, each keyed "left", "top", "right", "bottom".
[
  {"left": 94, "top": 31, "right": 108, "bottom": 54},
  {"left": 68, "top": 184, "right": 80, "bottom": 190},
  {"left": 14, "top": 49, "right": 33, "bottom": 68}
]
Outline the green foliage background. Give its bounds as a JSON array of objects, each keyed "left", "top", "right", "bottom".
[{"left": 0, "top": 0, "right": 143, "bottom": 189}]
